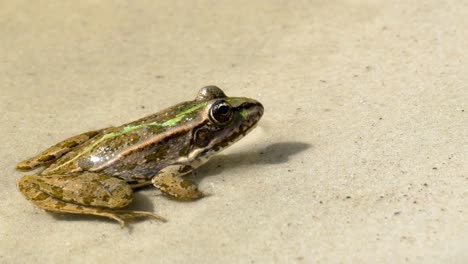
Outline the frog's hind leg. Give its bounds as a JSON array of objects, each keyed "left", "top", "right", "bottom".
[
  {"left": 18, "top": 173, "right": 166, "bottom": 227},
  {"left": 16, "top": 129, "right": 103, "bottom": 171}
]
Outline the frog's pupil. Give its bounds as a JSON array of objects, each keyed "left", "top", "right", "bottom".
[{"left": 217, "top": 104, "right": 229, "bottom": 115}]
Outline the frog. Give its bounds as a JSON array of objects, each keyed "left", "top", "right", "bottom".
[{"left": 16, "top": 86, "right": 263, "bottom": 226}]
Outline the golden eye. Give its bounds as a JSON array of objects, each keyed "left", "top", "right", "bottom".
[{"left": 209, "top": 100, "right": 233, "bottom": 125}]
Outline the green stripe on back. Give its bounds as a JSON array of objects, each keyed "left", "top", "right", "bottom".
[{"left": 52, "top": 101, "right": 209, "bottom": 171}]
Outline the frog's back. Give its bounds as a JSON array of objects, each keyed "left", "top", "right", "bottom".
[{"left": 44, "top": 100, "right": 206, "bottom": 181}]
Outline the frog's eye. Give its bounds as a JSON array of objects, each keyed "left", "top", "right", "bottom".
[{"left": 209, "top": 100, "right": 233, "bottom": 125}]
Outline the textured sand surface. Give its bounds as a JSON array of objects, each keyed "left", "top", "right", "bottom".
[{"left": 0, "top": 1, "right": 466, "bottom": 263}]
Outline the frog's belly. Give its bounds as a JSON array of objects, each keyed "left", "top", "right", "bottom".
[{"left": 99, "top": 162, "right": 163, "bottom": 183}]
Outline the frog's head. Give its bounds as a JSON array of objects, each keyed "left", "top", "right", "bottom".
[{"left": 186, "top": 86, "right": 263, "bottom": 166}]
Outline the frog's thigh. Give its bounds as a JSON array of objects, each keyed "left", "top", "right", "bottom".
[
  {"left": 152, "top": 165, "right": 203, "bottom": 200},
  {"left": 16, "top": 129, "right": 102, "bottom": 171},
  {"left": 18, "top": 173, "right": 165, "bottom": 226}
]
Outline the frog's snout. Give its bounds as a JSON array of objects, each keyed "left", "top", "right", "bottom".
[
  {"left": 255, "top": 101, "right": 264, "bottom": 118},
  {"left": 245, "top": 99, "right": 264, "bottom": 123}
]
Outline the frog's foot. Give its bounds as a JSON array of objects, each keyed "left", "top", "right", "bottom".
[
  {"left": 104, "top": 210, "right": 167, "bottom": 227},
  {"left": 24, "top": 198, "right": 165, "bottom": 227},
  {"left": 152, "top": 165, "right": 204, "bottom": 200},
  {"left": 16, "top": 130, "right": 102, "bottom": 171},
  {"left": 18, "top": 173, "right": 165, "bottom": 227}
]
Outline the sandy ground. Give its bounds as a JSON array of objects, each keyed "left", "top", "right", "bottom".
[{"left": 0, "top": 1, "right": 466, "bottom": 263}]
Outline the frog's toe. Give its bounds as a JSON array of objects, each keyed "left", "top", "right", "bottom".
[
  {"left": 111, "top": 210, "right": 167, "bottom": 223},
  {"left": 198, "top": 191, "right": 212, "bottom": 198},
  {"left": 160, "top": 185, "right": 204, "bottom": 200},
  {"left": 96, "top": 210, "right": 166, "bottom": 228},
  {"left": 16, "top": 161, "right": 36, "bottom": 171},
  {"left": 97, "top": 211, "right": 126, "bottom": 227}
]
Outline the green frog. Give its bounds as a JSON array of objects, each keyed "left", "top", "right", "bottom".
[{"left": 16, "top": 86, "right": 263, "bottom": 226}]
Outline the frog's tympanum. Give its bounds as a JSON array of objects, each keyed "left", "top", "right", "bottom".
[{"left": 16, "top": 86, "right": 263, "bottom": 226}]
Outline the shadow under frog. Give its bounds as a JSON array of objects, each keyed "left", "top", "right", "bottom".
[
  {"left": 190, "top": 141, "right": 312, "bottom": 182},
  {"left": 53, "top": 141, "right": 311, "bottom": 224}
]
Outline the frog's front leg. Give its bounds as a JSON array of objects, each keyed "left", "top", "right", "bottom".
[
  {"left": 152, "top": 165, "right": 204, "bottom": 200},
  {"left": 18, "top": 172, "right": 166, "bottom": 226}
]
